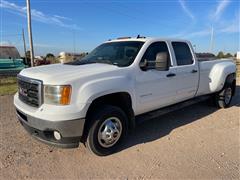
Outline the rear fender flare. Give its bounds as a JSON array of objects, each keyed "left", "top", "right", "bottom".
[{"left": 209, "top": 61, "right": 236, "bottom": 92}]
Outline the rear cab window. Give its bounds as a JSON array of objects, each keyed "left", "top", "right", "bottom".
[{"left": 172, "top": 42, "right": 193, "bottom": 66}]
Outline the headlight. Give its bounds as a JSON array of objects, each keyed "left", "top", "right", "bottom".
[{"left": 44, "top": 85, "right": 72, "bottom": 105}]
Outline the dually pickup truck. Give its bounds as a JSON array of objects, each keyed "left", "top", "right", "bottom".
[{"left": 14, "top": 37, "right": 236, "bottom": 156}]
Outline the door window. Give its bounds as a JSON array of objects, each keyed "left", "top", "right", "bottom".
[
  {"left": 172, "top": 42, "right": 193, "bottom": 66},
  {"left": 141, "top": 42, "right": 170, "bottom": 68}
]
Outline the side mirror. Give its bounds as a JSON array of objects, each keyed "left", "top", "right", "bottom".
[{"left": 155, "top": 52, "right": 168, "bottom": 71}]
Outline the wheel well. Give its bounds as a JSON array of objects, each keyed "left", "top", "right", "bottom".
[
  {"left": 81, "top": 92, "right": 135, "bottom": 143},
  {"left": 225, "top": 73, "right": 236, "bottom": 95},
  {"left": 231, "top": 79, "right": 236, "bottom": 96}
]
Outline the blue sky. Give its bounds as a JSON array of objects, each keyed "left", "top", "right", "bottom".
[{"left": 0, "top": 0, "right": 239, "bottom": 56}]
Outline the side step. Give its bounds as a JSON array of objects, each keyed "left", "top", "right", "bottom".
[{"left": 135, "top": 96, "right": 210, "bottom": 123}]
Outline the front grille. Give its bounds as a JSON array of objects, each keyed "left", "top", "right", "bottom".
[{"left": 17, "top": 75, "right": 42, "bottom": 107}]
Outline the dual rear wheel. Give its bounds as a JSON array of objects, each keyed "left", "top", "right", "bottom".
[{"left": 214, "top": 85, "right": 234, "bottom": 108}]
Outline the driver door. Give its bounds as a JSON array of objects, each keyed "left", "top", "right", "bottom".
[{"left": 135, "top": 41, "right": 177, "bottom": 115}]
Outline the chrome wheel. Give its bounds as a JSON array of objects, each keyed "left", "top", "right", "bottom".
[
  {"left": 97, "top": 117, "right": 122, "bottom": 148},
  {"left": 224, "top": 87, "right": 232, "bottom": 104}
]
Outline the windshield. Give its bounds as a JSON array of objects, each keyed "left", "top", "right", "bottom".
[{"left": 68, "top": 41, "right": 144, "bottom": 67}]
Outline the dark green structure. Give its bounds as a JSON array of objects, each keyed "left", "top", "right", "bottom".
[{"left": 0, "top": 46, "right": 26, "bottom": 74}]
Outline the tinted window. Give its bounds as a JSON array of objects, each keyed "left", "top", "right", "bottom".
[
  {"left": 141, "top": 42, "right": 170, "bottom": 66},
  {"left": 172, "top": 42, "right": 193, "bottom": 66}
]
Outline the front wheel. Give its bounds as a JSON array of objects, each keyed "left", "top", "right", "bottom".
[
  {"left": 86, "top": 105, "right": 128, "bottom": 156},
  {"left": 215, "top": 85, "right": 233, "bottom": 108}
]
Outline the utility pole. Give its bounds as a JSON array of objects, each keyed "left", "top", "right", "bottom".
[
  {"left": 22, "top": 29, "right": 27, "bottom": 61},
  {"left": 26, "top": 0, "right": 34, "bottom": 67}
]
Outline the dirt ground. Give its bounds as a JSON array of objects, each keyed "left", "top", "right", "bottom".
[{"left": 0, "top": 82, "right": 239, "bottom": 179}]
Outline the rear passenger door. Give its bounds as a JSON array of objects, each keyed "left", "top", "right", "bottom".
[{"left": 171, "top": 41, "right": 199, "bottom": 102}]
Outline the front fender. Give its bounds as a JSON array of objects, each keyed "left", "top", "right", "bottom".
[
  {"left": 76, "top": 75, "right": 135, "bottom": 114},
  {"left": 209, "top": 61, "right": 236, "bottom": 92}
]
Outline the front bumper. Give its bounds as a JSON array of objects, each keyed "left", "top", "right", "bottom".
[{"left": 16, "top": 108, "right": 85, "bottom": 148}]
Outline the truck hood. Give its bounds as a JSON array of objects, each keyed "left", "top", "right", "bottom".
[{"left": 19, "top": 63, "right": 119, "bottom": 84}]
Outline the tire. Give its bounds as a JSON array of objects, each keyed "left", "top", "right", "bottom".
[
  {"left": 215, "top": 85, "right": 233, "bottom": 108},
  {"left": 86, "top": 105, "right": 128, "bottom": 156}
]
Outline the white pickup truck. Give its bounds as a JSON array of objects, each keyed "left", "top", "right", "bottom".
[{"left": 14, "top": 37, "right": 236, "bottom": 156}]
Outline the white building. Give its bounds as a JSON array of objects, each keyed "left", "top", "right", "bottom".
[
  {"left": 59, "top": 52, "right": 86, "bottom": 63},
  {"left": 237, "top": 51, "right": 240, "bottom": 61}
]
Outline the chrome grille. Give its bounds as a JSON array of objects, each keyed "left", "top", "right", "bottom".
[{"left": 17, "top": 75, "right": 43, "bottom": 107}]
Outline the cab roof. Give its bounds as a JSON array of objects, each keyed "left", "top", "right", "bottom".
[{"left": 105, "top": 37, "right": 188, "bottom": 43}]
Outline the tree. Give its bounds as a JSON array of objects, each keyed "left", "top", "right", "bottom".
[
  {"left": 46, "top": 53, "right": 56, "bottom": 64},
  {"left": 225, "top": 53, "right": 233, "bottom": 58},
  {"left": 217, "top": 51, "right": 225, "bottom": 58},
  {"left": 23, "top": 50, "right": 31, "bottom": 66},
  {"left": 46, "top": 53, "right": 55, "bottom": 58},
  {"left": 195, "top": 53, "right": 215, "bottom": 58},
  {"left": 26, "top": 50, "right": 31, "bottom": 59}
]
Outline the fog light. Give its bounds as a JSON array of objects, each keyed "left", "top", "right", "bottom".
[{"left": 53, "top": 131, "right": 61, "bottom": 140}]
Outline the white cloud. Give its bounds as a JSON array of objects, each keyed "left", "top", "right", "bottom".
[
  {"left": 185, "top": 29, "right": 211, "bottom": 38},
  {"left": 211, "top": 0, "right": 231, "bottom": 21},
  {"left": 33, "top": 43, "right": 55, "bottom": 48},
  {"left": 174, "top": 11, "right": 239, "bottom": 39},
  {"left": 0, "top": 41, "right": 54, "bottom": 48},
  {"left": 219, "top": 13, "right": 240, "bottom": 33},
  {"left": 169, "top": 29, "right": 211, "bottom": 39},
  {"left": 177, "top": 22, "right": 239, "bottom": 39},
  {"left": 0, "top": 41, "right": 12, "bottom": 45},
  {"left": 54, "top": 15, "right": 72, "bottom": 21},
  {"left": 178, "top": 0, "right": 195, "bottom": 20},
  {"left": 220, "top": 23, "right": 239, "bottom": 33},
  {"left": 0, "top": 0, "right": 80, "bottom": 30}
]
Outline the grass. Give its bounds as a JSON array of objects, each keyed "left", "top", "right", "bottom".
[
  {"left": 0, "top": 77, "right": 18, "bottom": 96},
  {"left": 237, "top": 70, "right": 240, "bottom": 78}
]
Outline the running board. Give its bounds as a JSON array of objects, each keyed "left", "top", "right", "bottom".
[{"left": 135, "top": 96, "right": 210, "bottom": 123}]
